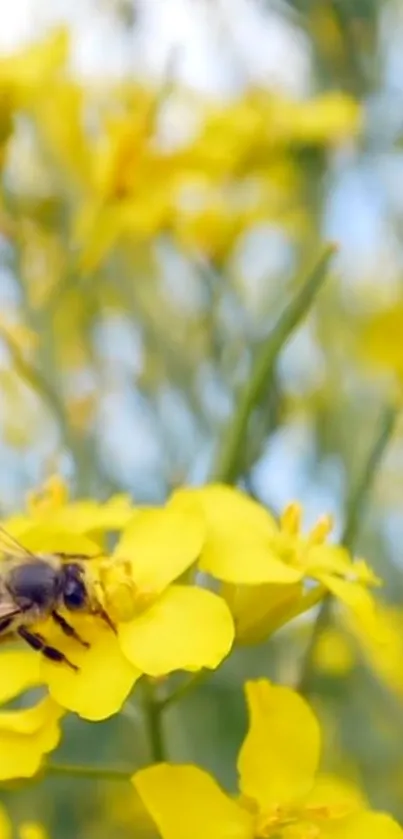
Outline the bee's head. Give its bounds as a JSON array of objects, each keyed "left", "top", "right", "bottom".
[{"left": 61, "top": 563, "right": 92, "bottom": 612}]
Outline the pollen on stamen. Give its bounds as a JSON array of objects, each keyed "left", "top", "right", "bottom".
[
  {"left": 309, "top": 514, "right": 334, "bottom": 545},
  {"left": 280, "top": 502, "right": 302, "bottom": 536},
  {"left": 98, "top": 558, "right": 155, "bottom": 623}
]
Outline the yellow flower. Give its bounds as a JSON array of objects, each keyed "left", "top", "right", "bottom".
[
  {"left": 103, "top": 504, "right": 234, "bottom": 677},
  {"left": 0, "top": 651, "right": 63, "bottom": 781},
  {"left": 0, "top": 506, "right": 232, "bottom": 721},
  {"left": 133, "top": 679, "right": 403, "bottom": 839},
  {"left": 0, "top": 525, "right": 139, "bottom": 722},
  {"left": 6, "top": 475, "right": 134, "bottom": 541},
  {"left": 171, "top": 485, "right": 379, "bottom": 639}
]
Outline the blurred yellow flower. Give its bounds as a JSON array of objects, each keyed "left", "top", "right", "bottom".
[
  {"left": 7, "top": 475, "right": 134, "bottom": 540},
  {"left": 73, "top": 103, "right": 177, "bottom": 272},
  {"left": 134, "top": 679, "right": 401, "bottom": 839},
  {"left": 359, "top": 305, "right": 403, "bottom": 379},
  {"left": 0, "top": 804, "right": 11, "bottom": 839},
  {"left": 0, "top": 651, "right": 63, "bottom": 780},
  {"left": 285, "top": 91, "right": 361, "bottom": 146},
  {"left": 171, "top": 485, "right": 380, "bottom": 640},
  {"left": 313, "top": 627, "right": 355, "bottom": 676},
  {"left": 0, "top": 28, "right": 68, "bottom": 163},
  {"left": 19, "top": 824, "right": 49, "bottom": 839}
]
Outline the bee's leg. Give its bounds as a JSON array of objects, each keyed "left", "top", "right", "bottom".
[
  {"left": 97, "top": 607, "right": 117, "bottom": 634},
  {"left": 0, "top": 617, "right": 13, "bottom": 634},
  {"left": 18, "top": 626, "right": 79, "bottom": 672},
  {"left": 51, "top": 610, "right": 90, "bottom": 648},
  {"left": 54, "top": 552, "right": 103, "bottom": 561}
]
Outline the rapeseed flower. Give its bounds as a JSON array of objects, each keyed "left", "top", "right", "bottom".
[
  {"left": 0, "top": 651, "right": 63, "bottom": 780},
  {"left": 0, "top": 519, "right": 141, "bottom": 721},
  {"left": 0, "top": 499, "right": 233, "bottom": 720},
  {"left": 171, "top": 485, "right": 380, "bottom": 641},
  {"left": 5, "top": 475, "right": 134, "bottom": 541},
  {"left": 134, "top": 679, "right": 403, "bottom": 839}
]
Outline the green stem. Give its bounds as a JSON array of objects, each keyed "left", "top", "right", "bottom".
[
  {"left": 159, "top": 671, "right": 208, "bottom": 711},
  {"left": 44, "top": 762, "right": 133, "bottom": 782},
  {"left": 298, "top": 402, "right": 399, "bottom": 695},
  {"left": 342, "top": 403, "right": 398, "bottom": 551},
  {"left": 143, "top": 680, "right": 166, "bottom": 762},
  {"left": 213, "top": 243, "right": 336, "bottom": 483}
]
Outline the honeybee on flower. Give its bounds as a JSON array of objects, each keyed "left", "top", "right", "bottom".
[{"left": 0, "top": 525, "right": 114, "bottom": 670}]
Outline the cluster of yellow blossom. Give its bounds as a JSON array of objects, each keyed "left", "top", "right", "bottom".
[
  {"left": 0, "top": 27, "right": 361, "bottom": 280},
  {"left": 0, "top": 474, "right": 383, "bottom": 783},
  {"left": 2, "top": 679, "right": 401, "bottom": 837},
  {"left": 134, "top": 680, "right": 403, "bottom": 839}
]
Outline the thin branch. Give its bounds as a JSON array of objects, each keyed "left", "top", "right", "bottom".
[{"left": 213, "top": 243, "right": 337, "bottom": 484}]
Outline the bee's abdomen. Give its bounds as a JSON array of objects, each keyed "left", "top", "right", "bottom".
[{"left": 8, "top": 560, "right": 61, "bottom": 610}]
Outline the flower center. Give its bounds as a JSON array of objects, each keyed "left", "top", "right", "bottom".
[
  {"left": 98, "top": 558, "right": 156, "bottom": 622},
  {"left": 254, "top": 802, "right": 342, "bottom": 838}
]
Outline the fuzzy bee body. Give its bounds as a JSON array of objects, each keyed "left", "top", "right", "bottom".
[{"left": 0, "top": 528, "right": 114, "bottom": 671}]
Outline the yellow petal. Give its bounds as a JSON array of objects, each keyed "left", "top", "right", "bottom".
[
  {"left": 0, "top": 697, "right": 63, "bottom": 781},
  {"left": 223, "top": 581, "right": 303, "bottom": 644},
  {"left": 15, "top": 525, "right": 101, "bottom": 556},
  {"left": 342, "top": 603, "right": 403, "bottom": 698},
  {"left": 114, "top": 506, "right": 205, "bottom": 593},
  {"left": 47, "top": 496, "right": 134, "bottom": 535},
  {"left": 305, "top": 772, "right": 366, "bottom": 815},
  {"left": 320, "top": 575, "right": 376, "bottom": 625},
  {"left": 42, "top": 615, "right": 140, "bottom": 721},
  {"left": 172, "top": 484, "right": 300, "bottom": 584},
  {"left": 133, "top": 764, "right": 254, "bottom": 839},
  {"left": 329, "top": 812, "right": 403, "bottom": 839},
  {"left": 0, "top": 651, "right": 42, "bottom": 704},
  {"left": 306, "top": 546, "right": 353, "bottom": 577},
  {"left": 26, "top": 474, "right": 68, "bottom": 515},
  {"left": 237, "top": 680, "right": 320, "bottom": 810},
  {"left": 118, "top": 584, "right": 234, "bottom": 675}
]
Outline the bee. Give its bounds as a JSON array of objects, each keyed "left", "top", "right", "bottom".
[{"left": 0, "top": 526, "right": 115, "bottom": 671}]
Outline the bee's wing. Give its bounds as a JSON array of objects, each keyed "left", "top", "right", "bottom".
[
  {"left": 0, "top": 599, "right": 23, "bottom": 622},
  {"left": 0, "top": 525, "right": 36, "bottom": 562},
  {"left": 0, "top": 525, "right": 103, "bottom": 563}
]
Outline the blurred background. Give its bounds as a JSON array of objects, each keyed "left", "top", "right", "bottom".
[{"left": 2, "top": 0, "right": 403, "bottom": 835}]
